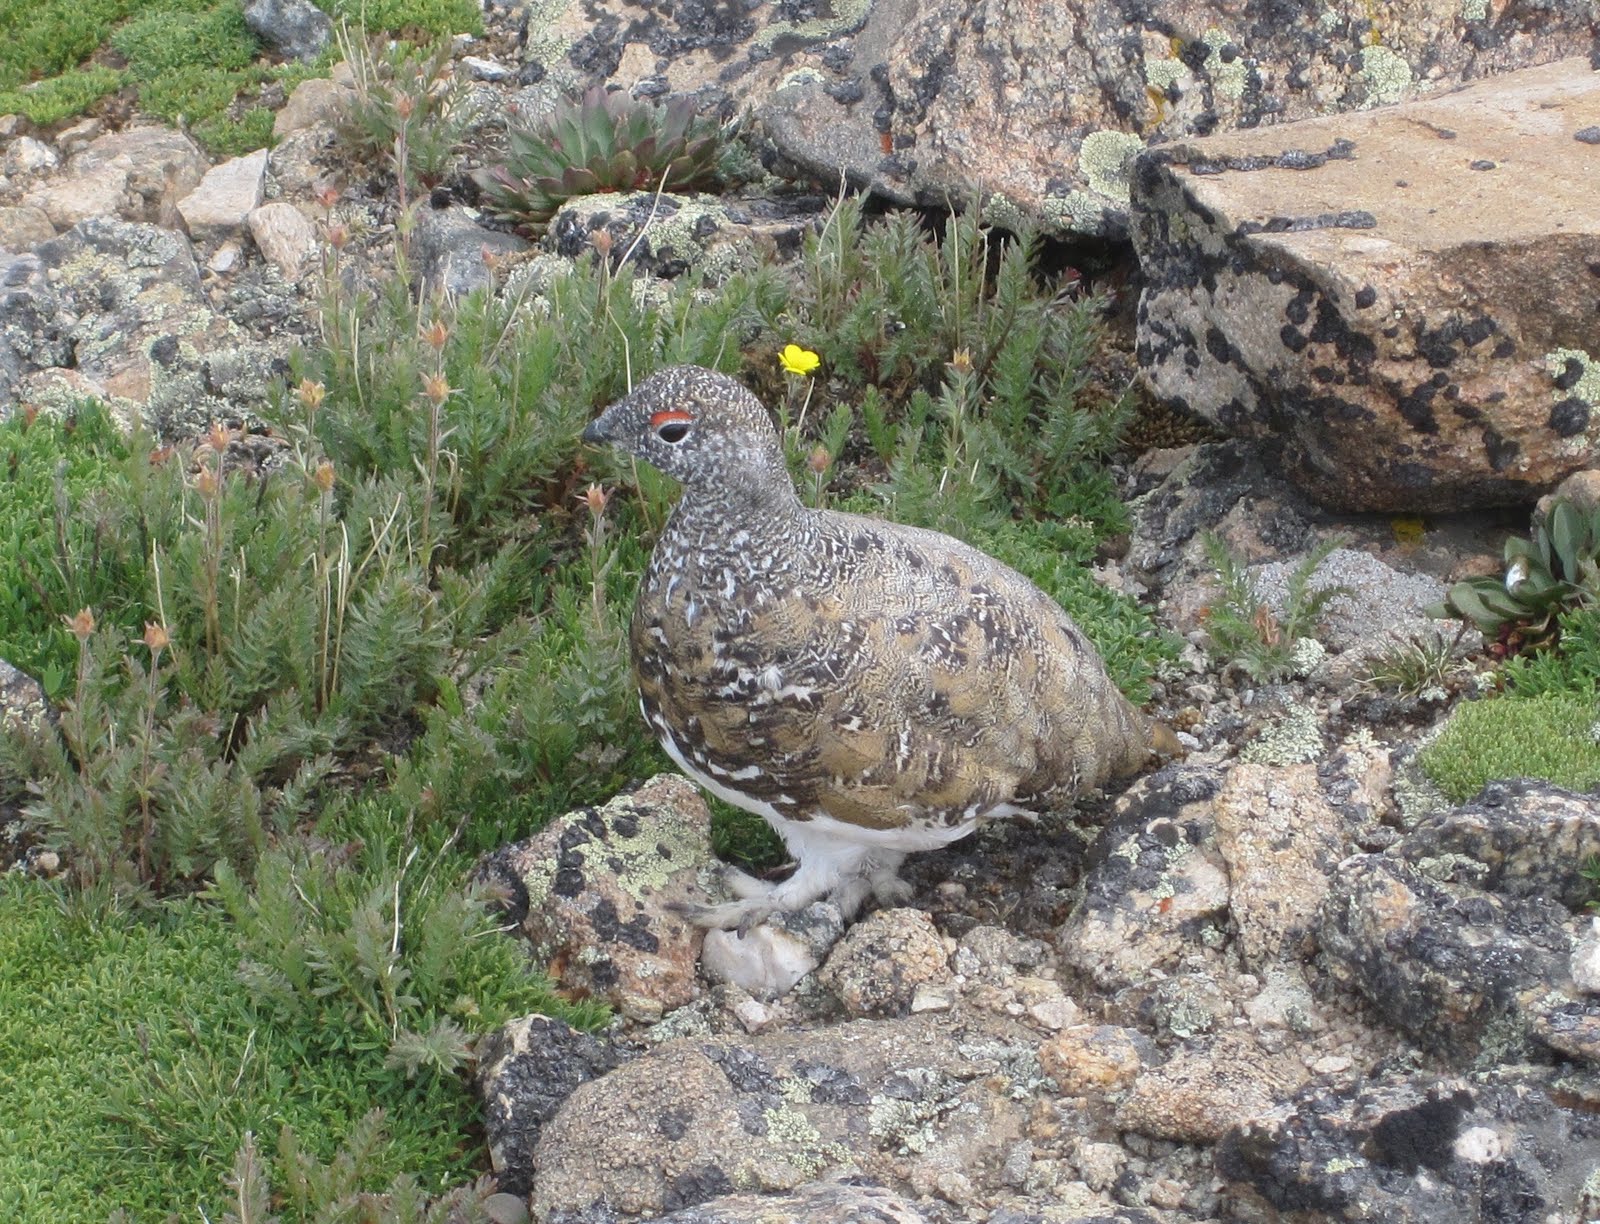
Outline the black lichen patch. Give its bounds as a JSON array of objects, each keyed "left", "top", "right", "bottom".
[
  {"left": 1550, "top": 397, "right": 1591, "bottom": 437},
  {"left": 1363, "top": 1086, "right": 1473, "bottom": 1174}
]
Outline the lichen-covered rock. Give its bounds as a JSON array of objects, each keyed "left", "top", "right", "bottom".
[
  {"left": 243, "top": 0, "right": 332, "bottom": 63},
  {"left": 475, "top": 774, "right": 717, "bottom": 1022},
  {"left": 1038, "top": 1024, "right": 1151, "bottom": 1098},
  {"left": 1317, "top": 853, "right": 1573, "bottom": 1061},
  {"left": 17, "top": 218, "right": 283, "bottom": 430},
  {"left": 529, "top": 1011, "right": 1037, "bottom": 1221},
  {"left": 0, "top": 252, "right": 71, "bottom": 407},
  {"left": 817, "top": 907, "right": 951, "bottom": 1018},
  {"left": 642, "top": 1176, "right": 936, "bottom": 1223},
  {"left": 22, "top": 127, "right": 207, "bottom": 231},
  {"left": 1133, "top": 58, "right": 1600, "bottom": 512},
  {"left": 1396, "top": 779, "right": 1600, "bottom": 910},
  {"left": 1216, "top": 1071, "right": 1600, "bottom": 1221},
  {"left": 1057, "top": 766, "right": 1229, "bottom": 990},
  {"left": 1113, "top": 1030, "right": 1306, "bottom": 1144},
  {"left": 543, "top": 191, "right": 827, "bottom": 281},
  {"left": 1250, "top": 549, "right": 1450, "bottom": 661},
  {"left": 475, "top": 1014, "right": 620, "bottom": 1198},
  {"left": 1212, "top": 763, "right": 1351, "bottom": 966}
]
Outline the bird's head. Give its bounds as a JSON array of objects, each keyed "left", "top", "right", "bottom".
[{"left": 582, "top": 366, "right": 795, "bottom": 506}]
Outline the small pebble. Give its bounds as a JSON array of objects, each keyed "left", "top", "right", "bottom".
[
  {"left": 910, "top": 984, "right": 955, "bottom": 1012},
  {"left": 1312, "top": 1054, "right": 1353, "bottom": 1075}
]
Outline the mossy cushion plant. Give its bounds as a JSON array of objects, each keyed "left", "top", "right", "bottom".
[{"left": 1419, "top": 692, "right": 1600, "bottom": 804}]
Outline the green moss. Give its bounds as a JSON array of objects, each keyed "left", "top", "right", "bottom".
[
  {"left": 0, "top": 879, "right": 530, "bottom": 1219},
  {"left": 1419, "top": 692, "right": 1600, "bottom": 803}
]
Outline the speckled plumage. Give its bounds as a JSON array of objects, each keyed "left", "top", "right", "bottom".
[{"left": 584, "top": 365, "right": 1162, "bottom": 929}]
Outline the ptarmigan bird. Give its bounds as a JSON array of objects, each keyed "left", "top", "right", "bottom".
[{"left": 583, "top": 365, "right": 1167, "bottom": 931}]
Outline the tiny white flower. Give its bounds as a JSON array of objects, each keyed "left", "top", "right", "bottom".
[{"left": 1505, "top": 556, "right": 1530, "bottom": 593}]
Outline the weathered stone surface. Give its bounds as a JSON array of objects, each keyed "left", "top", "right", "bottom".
[
  {"left": 817, "top": 907, "right": 951, "bottom": 1018},
  {"left": 23, "top": 128, "right": 207, "bottom": 231},
  {"left": 1397, "top": 779, "right": 1600, "bottom": 911},
  {"left": 1317, "top": 853, "right": 1573, "bottom": 1061},
  {"left": 1213, "top": 763, "right": 1351, "bottom": 966},
  {"left": 244, "top": 0, "right": 332, "bottom": 62},
  {"left": 1057, "top": 766, "right": 1229, "bottom": 990},
  {"left": 177, "top": 149, "right": 269, "bottom": 243},
  {"left": 644, "top": 1176, "right": 936, "bottom": 1223},
  {"left": 530, "top": 1011, "right": 1036, "bottom": 1221},
  {"left": 1113, "top": 1030, "right": 1306, "bottom": 1144},
  {"left": 475, "top": 1014, "right": 620, "bottom": 1198},
  {"left": 414, "top": 205, "right": 532, "bottom": 299},
  {"left": 1217, "top": 1072, "right": 1600, "bottom": 1222},
  {"left": 1038, "top": 1024, "right": 1151, "bottom": 1098},
  {"left": 518, "top": 0, "right": 1588, "bottom": 234},
  {"left": 474, "top": 773, "right": 717, "bottom": 1022},
  {"left": 1134, "top": 58, "right": 1600, "bottom": 512},
  {"left": 247, "top": 202, "right": 319, "bottom": 281},
  {"left": 3, "top": 136, "right": 58, "bottom": 176},
  {"left": 1252, "top": 549, "right": 1449, "bottom": 661},
  {"left": 0, "top": 252, "right": 71, "bottom": 407},
  {"left": 273, "top": 76, "right": 348, "bottom": 137},
  {"left": 0, "top": 206, "right": 58, "bottom": 252}
]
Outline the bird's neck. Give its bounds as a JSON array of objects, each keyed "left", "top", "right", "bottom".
[{"left": 670, "top": 471, "right": 804, "bottom": 533}]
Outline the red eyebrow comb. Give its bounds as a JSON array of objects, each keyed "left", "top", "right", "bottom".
[{"left": 650, "top": 410, "right": 694, "bottom": 427}]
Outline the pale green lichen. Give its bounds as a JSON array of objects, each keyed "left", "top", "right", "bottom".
[
  {"left": 520, "top": 0, "right": 578, "bottom": 73},
  {"left": 1144, "top": 58, "right": 1185, "bottom": 92},
  {"left": 760, "top": 1105, "right": 834, "bottom": 1176},
  {"left": 1077, "top": 130, "right": 1146, "bottom": 201},
  {"left": 1458, "top": 0, "right": 1489, "bottom": 19},
  {"left": 777, "top": 67, "right": 827, "bottom": 90},
  {"left": 1288, "top": 636, "right": 1327, "bottom": 678},
  {"left": 1201, "top": 29, "right": 1249, "bottom": 100},
  {"left": 1545, "top": 348, "right": 1600, "bottom": 407},
  {"left": 1358, "top": 45, "right": 1413, "bottom": 106},
  {"left": 1241, "top": 702, "right": 1323, "bottom": 766},
  {"left": 755, "top": 0, "right": 871, "bottom": 50},
  {"left": 778, "top": 1076, "right": 814, "bottom": 1104},
  {"left": 1042, "top": 190, "right": 1112, "bottom": 232},
  {"left": 1325, "top": 1156, "right": 1362, "bottom": 1174}
]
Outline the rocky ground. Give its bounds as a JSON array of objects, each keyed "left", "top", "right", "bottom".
[{"left": 3, "top": 1, "right": 1600, "bottom": 1220}]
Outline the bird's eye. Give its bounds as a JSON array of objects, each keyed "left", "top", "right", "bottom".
[{"left": 650, "top": 411, "right": 693, "bottom": 444}]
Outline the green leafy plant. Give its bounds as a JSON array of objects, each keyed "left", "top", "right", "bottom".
[
  {"left": 1431, "top": 497, "right": 1600, "bottom": 656},
  {"left": 1201, "top": 534, "right": 1347, "bottom": 682},
  {"left": 1364, "top": 629, "right": 1470, "bottom": 700},
  {"left": 477, "top": 86, "right": 724, "bottom": 231},
  {"left": 1502, "top": 606, "right": 1600, "bottom": 697}
]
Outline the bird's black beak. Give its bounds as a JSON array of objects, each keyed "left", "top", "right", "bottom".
[{"left": 582, "top": 418, "right": 607, "bottom": 446}]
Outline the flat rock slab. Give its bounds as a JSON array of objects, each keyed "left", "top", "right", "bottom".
[{"left": 1133, "top": 57, "right": 1600, "bottom": 512}]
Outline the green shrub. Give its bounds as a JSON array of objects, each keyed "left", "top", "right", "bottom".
[
  {"left": 0, "top": 404, "right": 142, "bottom": 696},
  {"left": 0, "top": 66, "right": 124, "bottom": 124},
  {"left": 110, "top": 3, "right": 258, "bottom": 79},
  {"left": 1419, "top": 691, "right": 1600, "bottom": 803}
]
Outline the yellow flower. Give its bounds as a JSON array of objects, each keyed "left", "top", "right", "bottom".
[{"left": 779, "top": 344, "right": 820, "bottom": 377}]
